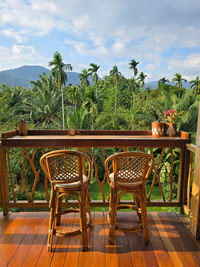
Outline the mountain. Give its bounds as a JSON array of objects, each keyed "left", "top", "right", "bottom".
[
  {"left": 0, "top": 65, "right": 192, "bottom": 89},
  {"left": 145, "top": 81, "right": 191, "bottom": 89},
  {"left": 0, "top": 65, "right": 93, "bottom": 88}
]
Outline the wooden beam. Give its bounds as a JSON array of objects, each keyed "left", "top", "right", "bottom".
[
  {"left": 0, "top": 143, "right": 9, "bottom": 215},
  {"left": 4, "top": 199, "right": 180, "bottom": 209},
  {"left": 190, "top": 101, "right": 200, "bottom": 239}
]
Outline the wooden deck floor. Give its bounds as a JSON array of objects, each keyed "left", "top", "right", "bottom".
[{"left": 0, "top": 211, "right": 199, "bottom": 267}]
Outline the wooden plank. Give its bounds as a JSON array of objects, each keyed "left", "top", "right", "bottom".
[
  {"left": 1, "top": 129, "right": 189, "bottom": 137},
  {"left": 1, "top": 130, "right": 18, "bottom": 139},
  {"left": 182, "top": 147, "right": 191, "bottom": 205},
  {"left": 0, "top": 212, "right": 200, "bottom": 266},
  {"left": 124, "top": 213, "right": 147, "bottom": 267},
  {"left": 159, "top": 212, "right": 199, "bottom": 267},
  {"left": 123, "top": 212, "right": 159, "bottom": 267},
  {"left": 27, "top": 129, "right": 153, "bottom": 136},
  {"left": 177, "top": 147, "right": 186, "bottom": 212},
  {"left": 91, "top": 212, "right": 106, "bottom": 267},
  {"left": 190, "top": 101, "right": 200, "bottom": 239},
  {"left": 0, "top": 212, "right": 18, "bottom": 238},
  {"left": 63, "top": 212, "right": 81, "bottom": 267},
  {"left": 50, "top": 213, "right": 75, "bottom": 266},
  {"left": 1, "top": 136, "right": 188, "bottom": 148},
  {"left": 78, "top": 212, "right": 94, "bottom": 267},
  {"left": 186, "top": 143, "right": 196, "bottom": 153},
  {"left": 151, "top": 212, "right": 184, "bottom": 266},
  {"left": 7, "top": 212, "right": 46, "bottom": 266},
  {"left": 105, "top": 211, "right": 119, "bottom": 267},
  {"left": 148, "top": 213, "right": 174, "bottom": 267},
  {"left": 0, "top": 212, "right": 37, "bottom": 266},
  {"left": 5, "top": 199, "right": 181, "bottom": 209},
  {"left": 0, "top": 143, "right": 9, "bottom": 215},
  {"left": 170, "top": 213, "right": 200, "bottom": 266},
  {"left": 22, "top": 213, "right": 49, "bottom": 266},
  {"left": 116, "top": 212, "right": 133, "bottom": 267}
]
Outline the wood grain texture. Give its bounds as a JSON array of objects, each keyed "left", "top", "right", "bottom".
[
  {"left": 190, "top": 101, "right": 200, "bottom": 239},
  {"left": 0, "top": 211, "right": 199, "bottom": 266}
]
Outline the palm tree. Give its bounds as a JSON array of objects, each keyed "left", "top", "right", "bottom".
[
  {"left": 79, "top": 68, "right": 90, "bottom": 88},
  {"left": 129, "top": 59, "right": 139, "bottom": 77},
  {"left": 67, "top": 85, "right": 80, "bottom": 112},
  {"left": 26, "top": 73, "right": 61, "bottom": 128},
  {"left": 137, "top": 72, "right": 147, "bottom": 88},
  {"left": 110, "top": 65, "right": 121, "bottom": 114},
  {"left": 158, "top": 77, "right": 170, "bottom": 86},
  {"left": 190, "top": 76, "right": 200, "bottom": 95},
  {"left": 172, "top": 73, "right": 187, "bottom": 89},
  {"left": 88, "top": 63, "right": 100, "bottom": 98},
  {"left": 83, "top": 87, "right": 97, "bottom": 130},
  {"left": 48, "top": 51, "right": 72, "bottom": 129}
]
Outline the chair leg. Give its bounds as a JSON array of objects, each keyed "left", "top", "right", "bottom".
[
  {"left": 140, "top": 189, "right": 149, "bottom": 244},
  {"left": 48, "top": 191, "right": 56, "bottom": 251},
  {"left": 108, "top": 188, "right": 117, "bottom": 245},
  {"left": 86, "top": 187, "right": 92, "bottom": 227},
  {"left": 56, "top": 193, "right": 62, "bottom": 226},
  {"left": 80, "top": 189, "right": 88, "bottom": 251},
  {"left": 134, "top": 193, "right": 142, "bottom": 221}
]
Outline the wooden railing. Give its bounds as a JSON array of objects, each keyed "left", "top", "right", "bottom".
[
  {"left": 183, "top": 143, "right": 196, "bottom": 215},
  {"left": 0, "top": 129, "right": 192, "bottom": 215}
]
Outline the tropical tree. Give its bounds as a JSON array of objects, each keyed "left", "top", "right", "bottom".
[
  {"left": 137, "top": 72, "right": 147, "bottom": 88},
  {"left": 83, "top": 86, "right": 97, "bottom": 130},
  {"left": 66, "top": 85, "right": 80, "bottom": 112},
  {"left": 158, "top": 77, "right": 170, "bottom": 86},
  {"left": 88, "top": 63, "right": 100, "bottom": 98},
  {"left": 172, "top": 73, "right": 187, "bottom": 89},
  {"left": 0, "top": 85, "right": 28, "bottom": 129},
  {"left": 190, "top": 76, "right": 200, "bottom": 95},
  {"left": 110, "top": 65, "right": 121, "bottom": 114},
  {"left": 79, "top": 68, "right": 90, "bottom": 88},
  {"left": 26, "top": 73, "right": 61, "bottom": 128},
  {"left": 129, "top": 59, "right": 139, "bottom": 77},
  {"left": 48, "top": 51, "right": 72, "bottom": 129}
]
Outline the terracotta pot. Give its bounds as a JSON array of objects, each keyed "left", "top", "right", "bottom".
[
  {"left": 152, "top": 121, "right": 165, "bottom": 137},
  {"left": 165, "top": 123, "right": 177, "bottom": 137}
]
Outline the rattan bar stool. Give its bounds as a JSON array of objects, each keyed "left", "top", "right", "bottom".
[
  {"left": 40, "top": 150, "right": 92, "bottom": 251},
  {"left": 105, "top": 151, "right": 151, "bottom": 245}
]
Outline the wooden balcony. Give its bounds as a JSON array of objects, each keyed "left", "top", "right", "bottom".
[
  {"left": 0, "top": 123, "right": 200, "bottom": 266},
  {"left": 0, "top": 211, "right": 200, "bottom": 266}
]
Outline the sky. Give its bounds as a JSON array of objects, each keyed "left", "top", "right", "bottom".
[{"left": 0, "top": 0, "right": 200, "bottom": 82}]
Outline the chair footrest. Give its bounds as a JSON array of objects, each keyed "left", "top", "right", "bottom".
[{"left": 55, "top": 212, "right": 91, "bottom": 237}]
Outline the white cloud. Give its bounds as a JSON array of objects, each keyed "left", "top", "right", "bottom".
[
  {"left": 0, "top": 45, "right": 46, "bottom": 70},
  {"left": 1, "top": 28, "right": 28, "bottom": 43},
  {"left": 167, "top": 53, "right": 200, "bottom": 80},
  {"left": 0, "top": 0, "right": 200, "bottom": 80}
]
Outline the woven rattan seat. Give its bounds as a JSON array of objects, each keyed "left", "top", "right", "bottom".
[
  {"left": 105, "top": 151, "right": 151, "bottom": 245},
  {"left": 40, "top": 150, "right": 92, "bottom": 251}
]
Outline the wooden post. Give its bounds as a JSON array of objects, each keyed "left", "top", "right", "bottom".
[
  {"left": 190, "top": 101, "right": 200, "bottom": 239},
  {"left": 0, "top": 143, "right": 9, "bottom": 215},
  {"left": 177, "top": 147, "right": 186, "bottom": 213},
  {"left": 0, "top": 143, "right": 2, "bottom": 208}
]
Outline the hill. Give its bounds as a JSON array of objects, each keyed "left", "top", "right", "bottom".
[
  {"left": 0, "top": 65, "right": 192, "bottom": 89},
  {"left": 0, "top": 65, "right": 92, "bottom": 88}
]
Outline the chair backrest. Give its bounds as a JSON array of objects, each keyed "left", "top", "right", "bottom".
[
  {"left": 40, "top": 150, "right": 92, "bottom": 185},
  {"left": 105, "top": 151, "right": 151, "bottom": 185}
]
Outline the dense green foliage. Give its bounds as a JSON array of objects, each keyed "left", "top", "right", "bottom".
[
  {"left": 0, "top": 54, "right": 199, "bottom": 205},
  {"left": 1, "top": 57, "right": 199, "bottom": 136}
]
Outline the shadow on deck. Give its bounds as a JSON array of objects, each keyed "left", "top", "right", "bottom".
[{"left": 0, "top": 211, "right": 200, "bottom": 266}]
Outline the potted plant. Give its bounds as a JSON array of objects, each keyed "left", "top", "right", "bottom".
[
  {"left": 163, "top": 109, "right": 184, "bottom": 137},
  {"left": 152, "top": 119, "right": 165, "bottom": 137}
]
